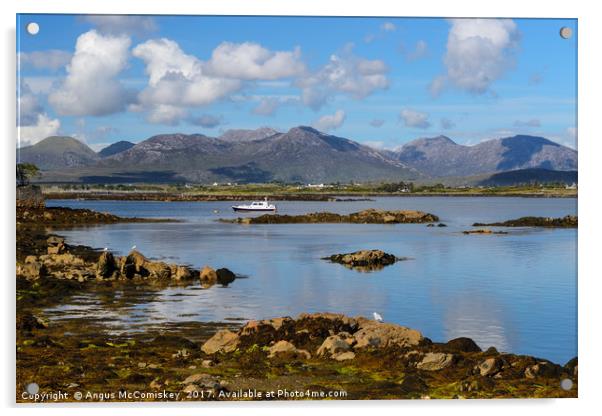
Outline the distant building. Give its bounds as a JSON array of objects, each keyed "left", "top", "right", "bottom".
[{"left": 565, "top": 183, "right": 577, "bottom": 190}]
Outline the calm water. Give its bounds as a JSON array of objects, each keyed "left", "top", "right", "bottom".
[{"left": 44, "top": 197, "right": 577, "bottom": 363}]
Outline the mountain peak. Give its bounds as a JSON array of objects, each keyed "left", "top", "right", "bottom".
[
  {"left": 219, "top": 127, "right": 280, "bottom": 142},
  {"left": 406, "top": 135, "right": 457, "bottom": 147},
  {"left": 98, "top": 140, "right": 135, "bottom": 158}
]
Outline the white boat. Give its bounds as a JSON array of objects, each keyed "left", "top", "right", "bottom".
[{"left": 232, "top": 198, "right": 277, "bottom": 212}]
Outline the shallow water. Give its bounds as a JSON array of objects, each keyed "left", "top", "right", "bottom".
[{"left": 44, "top": 197, "right": 577, "bottom": 363}]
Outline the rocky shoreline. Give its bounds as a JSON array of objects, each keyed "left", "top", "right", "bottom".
[
  {"left": 17, "top": 311, "right": 578, "bottom": 401},
  {"left": 222, "top": 209, "right": 439, "bottom": 225},
  {"left": 323, "top": 249, "right": 407, "bottom": 272},
  {"left": 473, "top": 215, "right": 578, "bottom": 228},
  {"left": 16, "top": 204, "right": 577, "bottom": 401}
]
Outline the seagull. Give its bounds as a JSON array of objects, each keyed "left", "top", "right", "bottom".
[
  {"left": 131, "top": 245, "right": 137, "bottom": 251},
  {"left": 373, "top": 312, "right": 384, "bottom": 323},
  {"left": 103, "top": 247, "right": 108, "bottom": 252}
]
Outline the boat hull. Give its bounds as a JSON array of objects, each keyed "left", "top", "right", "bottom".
[{"left": 232, "top": 207, "right": 276, "bottom": 212}]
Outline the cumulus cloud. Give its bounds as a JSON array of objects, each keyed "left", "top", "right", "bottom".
[
  {"left": 205, "top": 42, "right": 305, "bottom": 80},
  {"left": 18, "top": 114, "right": 61, "bottom": 147},
  {"left": 313, "top": 110, "right": 346, "bottom": 132},
  {"left": 514, "top": 118, "right": 541, "bottom": 128},
  {"left": 440, "top": 118, "right": 456, "bottom": 130},
  {"left": 133, "top": 38, "right": 305, "bottom": 124},
  {"left": 297, "top": 45, "right": 389, "bottom": 109},
  {"left": 82, "top": 15, "right": 157, "bottom": 36},
  {"left": 430, "top": 19, "right": 519, "bottom": 96},
  {"left": 19, "top": 50, "right": 72, "bottom": 71},
  {"left": 381, "top": 22, "right": 397, "bottom": 32},
  {"left": 370, "top": 119, "right": 385, "bottom": 128},
  {"left": 400, "top": 109, "right": 431, "bottom": 129},
  {"left": 49, "top": 30, "right": 133, "bottom": 116},
  {"left": 188, "top": 114, "right": 223, "bottom": 128},
  {"left": 146, "top": 104, "right": 188, "bottom": 125}
]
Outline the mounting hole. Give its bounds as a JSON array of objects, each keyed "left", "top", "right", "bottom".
[
  {"left": 26, "top": 382, "right": 39, "bottom": 395},
  {"left": 560, "top": 378, "right": 573, "bottom": 390},
  {"left": 26, "top": 22, "right": 40, "bottom": 35},
  {"left": 559, "top": 27, "right": 572, "bottom": 39}
]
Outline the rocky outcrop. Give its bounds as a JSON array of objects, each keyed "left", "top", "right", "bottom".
[
  {"left": 462, "top": 229, "right": 508, "bottom": 235},
  {"left": 473, "top": 215, "right": 577, "bottom": 228},
  {"left": 201, "top": 329, "right": 240, "bottom": 354},
  {"left": 224, "top": 209, "right": 439, "bottom": 225},
  {"left": 323, "top": 249, "right": 404, "bottom": 271}
]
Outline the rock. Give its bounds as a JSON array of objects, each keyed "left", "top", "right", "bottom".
[
  {"left": 437, "top": 223, "right": 448, "bottom": 227},
  {"left": 96, "top": 251, "right": 117, "bottom": 278},
  {"left": 267, "top": 340, "right": 311, "bottom": 359},
  {"left": 200, "top": 266, "right": 218, "bottom": 284},
  {"left": 47, "top": 253, "right": 84, "bottom": 266},
  {"left": 462, "top": 229, "right": 507, "bottom": 235},
  {"left": 144, "top": 261, "right": 172, "bottom": 279},
  {"left": 216, "top": 268, "right": 236, "bottom": 286},
  {"left": 316, "top": 335, "right": 352, "bottom": 357},
  {"left": 201, "top": 330, "right": 240, "bottom": 354},
  {"left": 201, "top": 359, "right": 215, "bottom": 368},
  {"left": 524, "top": 361, "right": 561, "bottom": 379},
  {"left": 445, "top": 337, "right": 482, "bottom": 353},
  {"left": 416, "top": 352, "right": 454, "bottom": 371},
  {"left": 332, "top": 351, "right": 356, "bottom": 361},
  {"left": 478, "top": 357, "right": 501, "bottom": 376},
  {"left": 353, "top": 321, "right": 425, "bottom": 349},
  {"left": 324, "top": 249, "right": 399, "bottom": 270},
  {"left": 473, "top": 215, "right": 577, "bottom": 228},
  {"left": 47, "top": 244, "right": 65, "bottom": 255},
  {"left": 24, "top": 255, "right": 37, "bottom": 264},
  {"left": 16, "top": 261, "right": 47, "bottom": 280},
  {"left": 485, "top": 346, "right": 499, "bottom": 355},
  {"left": 47, "top": 236, "right": 65, "bottom": 245},
  {"left": 174, "top": 265, "right": 193, "bottom": 281},
  {"left": 564, "top": 357, "right": 578, "bottom": 377},
  {"left": 120, "top": 250, "right": 171, "bottom": 279},
  {"left": 182, "top": 373, "right": 220, "bottom": 389}
]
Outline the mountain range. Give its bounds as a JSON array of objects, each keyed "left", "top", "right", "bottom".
[{"left": 16, "top": 127, "right": 577, "bottom": 184}]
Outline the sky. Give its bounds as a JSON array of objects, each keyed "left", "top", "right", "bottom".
[{"left": 16, "top": 14, "right": 577, "bottom": 151}]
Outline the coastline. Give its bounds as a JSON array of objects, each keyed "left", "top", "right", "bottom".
[{"left": 16, "top": 204, "right": 578, "bottom": 401}]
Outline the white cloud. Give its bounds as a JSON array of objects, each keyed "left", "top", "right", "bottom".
[
  {"left": 82, "top": 15, "right": 157, "bottom": 36},
  {"left": 49, "top": 30, "right": 133, "bottom": 116},
  {"left": 132, "top": 38, "right": 242, "bottom": 120},
  {"left": 188, "top": 114, "right": 223, "bottom": 128},
  {"left": 430, "top": 19, "right": 519, "bottom": 96},
  {"left": 297, "top": 45, "right": 389, "bottom": 109},
  {"left": 18, "top": 114, "right": 61, "bottom": 147},
  {"left": 146, "top": 104, "right": 188, "bottom": 125},
  {"left": 312, "top": 110, "right": 346, "bottom": 132},
  {"left": 205, "top": 42, "right": 305, "bottom": 80},
  {"left": 400, "top": 108, "right": 431, "bottom": 129},
  {"left": 19, "top": 50, "right": 72, "bottom": 71},
  {"left": 567, "top": 127, "right": 577, "bottom": 140},
  {"left": 17, "top": 83, "right": 43, "bottom": 126},
  {"left": 381, "top": 22, "right": 397, "bottom": 32},
  {"left": 514, "top": 118, "right": 541, "bottom": 128}
]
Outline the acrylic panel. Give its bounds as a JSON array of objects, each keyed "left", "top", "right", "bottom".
[{"left": 16, "top": 14, "right": 578, "bottom": 402}]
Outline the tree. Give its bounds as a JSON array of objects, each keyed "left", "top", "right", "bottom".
[{"left": 16, "top": 163, "right": 39, "bottom": 186}]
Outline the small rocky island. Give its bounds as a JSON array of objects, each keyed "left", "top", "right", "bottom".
[
  {"left": 473, "top": 215, "right": 577, "bottom": 228},
  {"left": 222, "top": 209, "right": 439, "bottom": 225},
  {"left": 323, "top": 249, "right": 406, "bottom": 271}
]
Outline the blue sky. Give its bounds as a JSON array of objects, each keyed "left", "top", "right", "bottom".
[{"left": 17, "top": 15, "right": 577, "bottom": 151}]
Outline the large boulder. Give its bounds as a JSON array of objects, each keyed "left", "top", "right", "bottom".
[
  {"left": 120, "top": 250, "right": 171, "bottom": 279},
  {"left": 268, "top": 340, "right": 311, "bottom": 359},
  {"left": 316, "top": 335, "right": 353, "bottom": 357},
  {"left": 353, "top": 320, "right": 425, "bottom": 350},
  {"left": 416, "top": 352, "right": 455, "bottom": 371},
  {"left": 173, "top": 265, "right": 193, "bottom": 281},
  {"left": 445, "top": 337, "right": 482, "bottom": 353},
  {"left": 199, "top": 266, "right": 218, "bottom": 284},
  {"left": 16, "top": 261, "right": 47, "bottom": 280},
  {"left": 216, "top": 268, "right": 236, "bottom": 286},
  {"left": 201, "top": 330, "right": 240, "bottom": 354},
  {"left": 478, "top": 357, "right": 502, "bottom": 376},
  {"left": 96, "top": 251, "right": 117, "bottom": 278}
]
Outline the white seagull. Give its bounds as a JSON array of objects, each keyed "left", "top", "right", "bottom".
[
  {"left": 103, "top": 247, "right": 108, "bottom": 252},
  {"left": 373, "top": 312, "right": 384, "bottom": 322},
  {"left": 131, "top": 245, "right": 137, "bottom": 250}
]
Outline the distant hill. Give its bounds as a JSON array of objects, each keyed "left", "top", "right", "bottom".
[
  {"left": 18, "top": 136, "right": 98, "bottom": 170},
  {"left": 477, "top": 168, "right": 578, "bottom": 186},
  {"left": 395, "top": 135, "right": 577, "bottom": 177},
  {"left": 98, "top": 141, "right": 135, "bottom": 158},
  {"left": 97, "top": 126, "right": 419, "bottom": 183},
  {"left": 219, "top": 127, "right": 279, "bottom": 143},
  {"left": 23, "top": 128, "right": 578, "bottom": 185}
]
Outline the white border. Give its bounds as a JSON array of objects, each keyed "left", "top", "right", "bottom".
[{"left": 3, "top": 1, "right": 601, "bottom": 415}]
